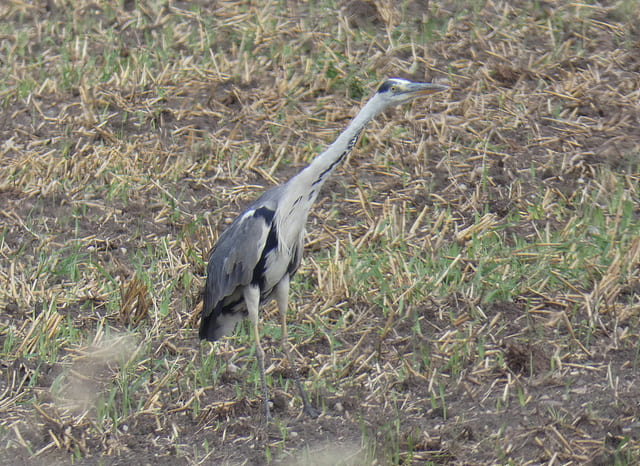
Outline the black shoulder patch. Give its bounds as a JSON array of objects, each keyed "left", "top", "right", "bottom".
[
  {"left": 253, "top": 206, "right": 275, "bottom": 223},
  {"left": 251, "top": 223, "right": 279, "bottom": 287},
  {"left": 377, "top": 80, "right": 394, "bottom": 93}
]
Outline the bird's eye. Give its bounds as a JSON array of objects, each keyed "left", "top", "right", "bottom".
[{"left": 390, "top": 85, "right": 397, "bottom": 93}]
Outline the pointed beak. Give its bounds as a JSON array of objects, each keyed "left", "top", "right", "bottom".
[{"left": 403, "top": 82, "right": 449, "bottom": 97}]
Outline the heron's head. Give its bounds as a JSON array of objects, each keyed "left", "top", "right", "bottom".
[{"left": 375, "top": 78, "right": 449, "bottom": 106}]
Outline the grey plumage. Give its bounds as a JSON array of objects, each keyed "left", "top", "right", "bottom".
[
  {"left": 200, "top": 78, "right": 448, "bottom": 421},
  {"left": 201, "top": 187, "right": 299, "bottom": 340}
]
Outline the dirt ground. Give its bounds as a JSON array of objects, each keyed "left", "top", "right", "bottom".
[{"left": 1, "top": 0, "right": 640, "bottom": 464}]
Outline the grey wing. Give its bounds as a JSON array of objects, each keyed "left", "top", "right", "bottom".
[{"left": 202, "top": 198, "right": 278, "bottom": 319}]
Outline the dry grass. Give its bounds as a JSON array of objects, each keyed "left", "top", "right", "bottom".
[{"left": 1, "top": 0, "right": 640, "bottom": 464}]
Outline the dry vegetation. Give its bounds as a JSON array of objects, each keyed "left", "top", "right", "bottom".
[{"left": 1, "top": 0, "right": 640, "bottom": 464}]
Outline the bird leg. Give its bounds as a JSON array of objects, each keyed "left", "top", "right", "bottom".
[
  {"left": 274, "top": 277, "right": 319, "bottom": 418},
  {"left": 244, "top": 285, "right": 271, "bottom": 422}
]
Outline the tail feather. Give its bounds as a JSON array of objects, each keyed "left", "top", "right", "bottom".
[
  {"left": 199, "top": 304, "right": 245, "bottom": 341},
  {"left": 199, "top": 310, "right": 219, "bottom": 341}
]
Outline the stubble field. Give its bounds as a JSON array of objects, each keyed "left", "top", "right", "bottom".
[{"left": 1, "top": 0, "right": 640, "bottom": 464}]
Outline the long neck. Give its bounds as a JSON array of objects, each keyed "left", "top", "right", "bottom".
[{"left": 291, "top": 96, "right": 383, "bottom": 198}]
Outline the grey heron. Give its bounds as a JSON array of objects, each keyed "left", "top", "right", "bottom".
[{"left": 200, "top": 78, "right": 448, "bottom": 421}]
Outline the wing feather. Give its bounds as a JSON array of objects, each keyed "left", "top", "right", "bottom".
[{"left": 202, "top": 194, "right": 279, "bottom": 320}]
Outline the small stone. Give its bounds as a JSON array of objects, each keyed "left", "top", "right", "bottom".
[{"left": 227, "top": 361, "right": 239, "bottom": 373}]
